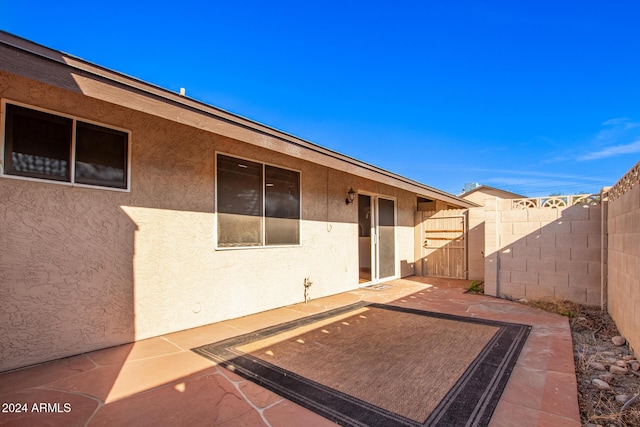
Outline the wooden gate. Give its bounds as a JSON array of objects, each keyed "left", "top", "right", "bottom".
[{"left": 417, "top": 210, "right": 467, "bottom": 279}]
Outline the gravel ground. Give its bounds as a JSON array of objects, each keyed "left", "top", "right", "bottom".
[
  {"left": 570, "top": 305, "right": 640, "bottom": 427},
  {"left": 467, "top": 283, "right": 640, "bottom": 426},
  {"left": 521, "top": 299, "right": 640, "bottom": 427}
]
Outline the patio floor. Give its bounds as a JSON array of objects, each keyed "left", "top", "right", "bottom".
[{"left": 0, "top": 276, "right": 580, "bottom": 427}]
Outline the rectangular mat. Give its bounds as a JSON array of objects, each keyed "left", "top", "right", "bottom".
[{"left": 193, "top": 303, "right": 530, "bottom": 427}]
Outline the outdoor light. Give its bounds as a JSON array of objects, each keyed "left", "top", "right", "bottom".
[{"left": 346, "top": 188, "right": 356, "bottom": 205}]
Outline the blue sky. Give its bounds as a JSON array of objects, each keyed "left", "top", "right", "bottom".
[{"left": 2, "top": 0, "right": 639, "bottom": 196}]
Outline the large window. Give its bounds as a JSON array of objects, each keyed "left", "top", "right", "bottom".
[
  {"left": 216, "top": 153, "right": 300, "bottom": 247},
  {"left": 3, "top": 103, "right": 129, "bottom": 190}
]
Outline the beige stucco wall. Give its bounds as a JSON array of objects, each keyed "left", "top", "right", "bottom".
[
  {"left": 484, "top": 197, "right": 602, "bottom": 305},
  {"left": 606, "top": 162, "right": 640, "bottom": 354},
  {"left": 462, "top": 191, "right": 489, "bottom": 206},
  {"left": 0, "top": 72, "right": 417, "bottom": 372},
  {"left": 462, "top": 188, "right": 519, "bottom": 206}
]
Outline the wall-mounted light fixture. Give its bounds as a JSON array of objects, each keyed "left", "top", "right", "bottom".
[{"left": 346, "top": 188, "right": 356, "bottom": 205}]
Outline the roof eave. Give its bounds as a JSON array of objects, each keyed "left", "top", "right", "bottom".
[{"left": 0, "top": 30, "right": 474, "bottom": 208}]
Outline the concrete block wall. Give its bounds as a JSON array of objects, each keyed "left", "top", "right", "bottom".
[
  {"left": 484, "top": 197, "right": 602, "bottom": 305},
  {"left": 606, "top": 161, "right": 640, "bottom": 354},
  {"left": 467, "top": 208, "right": 486, "bottom": 281},
  {"left": 464, "top": 189, "right": 524, "bottom": 282}
]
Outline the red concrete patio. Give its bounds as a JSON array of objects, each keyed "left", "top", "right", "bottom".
[{"left": 0, "top": 277, "right": 580, "bottom": 426}]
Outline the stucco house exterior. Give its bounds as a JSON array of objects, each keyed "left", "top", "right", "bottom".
[
  {"left": 0, "top": 32, "right": 475, "bottom": 372},
  {"left": 461, "top": 185, "right": 526, "bottom": 207}
]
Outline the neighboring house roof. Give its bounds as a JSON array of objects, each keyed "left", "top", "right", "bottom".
[
  {"left": 461, "top": 185, "right": 526, "bottom": 200},
  {"left": 0, "top": 31, "right": 476, "bottom": 209}
]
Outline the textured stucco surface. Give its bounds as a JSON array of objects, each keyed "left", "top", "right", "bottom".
[
  {"left": 0, "top": 182, "right": 137, "bottom": 370},
  {"left": 607, "top": 165, "right": 640, "bottom": 354},
  {"left": 0, "top": 72, "right": 418, "bottom": 371},
  {"left": 462, "top": 188, "right": 519, "bottom": 206}
]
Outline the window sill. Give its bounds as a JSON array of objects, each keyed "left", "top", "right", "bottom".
[
  {"left": 214, "top": 244, "right": 302, "bottom": 251},
  {"left": 0, "top": 173, "right": 131, "bottom": 193}
]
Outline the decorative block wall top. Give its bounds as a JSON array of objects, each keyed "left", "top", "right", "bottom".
[
  {"left": 607, "top": 161, "right": 640, "bottom": 201},
  {"left": 511, "top": 194, "right": 601, "bottom": 210}
]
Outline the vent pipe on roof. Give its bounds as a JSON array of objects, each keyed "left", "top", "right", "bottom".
[{"left": 179, "top": 87, "right": 186, "bottom": 96}]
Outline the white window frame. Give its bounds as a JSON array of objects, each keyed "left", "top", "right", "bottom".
[
  {"left": 1, "top": 99, "right": 132, "bottom": 192},
  {"left": 214, "top": 151, "right": 302, "bottom": 250}
]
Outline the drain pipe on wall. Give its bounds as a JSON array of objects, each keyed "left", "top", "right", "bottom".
[
  {"left": 495, "top": 197, "right": 501, "bottom": 297},
  {"left": 601, "top": 187, "right": 610, "bottom": 312},
  {"left": 464, "top": 209, "right": 469, "bottom": 280}
]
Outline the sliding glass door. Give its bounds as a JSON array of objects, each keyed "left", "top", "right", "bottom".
[
  {"left": 358, "top": 194, "right": 396, "bottom": 283},
  {"left": 377, "top": 197, "right": 396, "bottom": 280}
]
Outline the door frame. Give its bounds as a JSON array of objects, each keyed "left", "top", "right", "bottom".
[{"left": 358, "top": 191, "right": 398, "bottom": 284}]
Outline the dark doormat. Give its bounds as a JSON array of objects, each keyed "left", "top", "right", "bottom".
[
  {"left": 192, "top": 302, "right": 530, "bottom": 427},
  {"left": 363, "top": 283, "right": 394, "bottom": 291}
]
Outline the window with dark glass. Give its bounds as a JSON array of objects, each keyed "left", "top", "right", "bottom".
[
  {"left": 75, "top": 122, "right": 128, "bottom": 189},
  {"left": 4, "top": 104, "right": 72, "bottom": 182},
  {"left": 217, "top": 154, "right": 264, "bottom": 247},
  {"left": 265, "top": 165, "right": 300, "bottom": 245},
  {"left": 216, "top": 154, "right": 300, "bottom": 247},
  {"left": 2, "top": 103, "right": 129, "bottom": 190}
]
